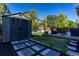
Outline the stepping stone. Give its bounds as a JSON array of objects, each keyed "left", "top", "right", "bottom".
[
  {"left": 17, "top": 40, "right": 29, "bottom": 43},
  {"left": 12, "top": 41, "right": 21, "bottom": 45},
  {"left": 16, "top": 48, "right": 35, "bottom": 56},
  {"left": 40, "top": 48, "right": 60, "bottom": 56},
  {"left": 70, "top": 42, "right": 77, "bottom": 46},
  {"left": 13, "top": 44, "right": 27, "bottom": 50},
  {"left": 68, "top": 46, "right": 76, "bottom": 51},
  {"left": 71, "top": 40, "right": 77, "bottom": 43},
  {"left": 66, "top": 50, "right": 79, "bottom": 56},
  {"left": 25, "top": 41, "right": 36, "bottom": 46},
  {"left": 12, "top": 40, "right": 29, "bottom": 45},
  {"left": 31, "top": 44, "right": 45, "bottom": 51}
]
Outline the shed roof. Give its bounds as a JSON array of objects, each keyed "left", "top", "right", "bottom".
[{"left": 2, "top": 12, "right": 31, "bottom": 20}]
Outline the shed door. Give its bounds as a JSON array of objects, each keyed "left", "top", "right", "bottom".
[{"left": 10, "top": 18, "right": 29, "bottom": 41}]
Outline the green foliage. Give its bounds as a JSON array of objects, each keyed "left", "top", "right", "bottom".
[
  {"left": 32, "top": 33, "right": 70, "bottom": 53},
  {"left": 47, "top": 15, "right": 58, "bottom": 29},
  {"left": 57, "top": 13, "right": 68, "bottom": 28},
  {"left": 68, "top": 20, "right": 77, "bottom": 28},
  {"left": 25, "top": 9, "right": 77, "bottom": 30},
  {"left": 0, "top": 3, "right": 10, "bottom": 21},
  {"left": 41, "top": 18, "right": 47, "bottom": 29},
  {"left": 30, "top": 8, "right": 41, "bottom": 31},
  {"left": 42, "top": 13, "right": 77, "bottom": 29}
]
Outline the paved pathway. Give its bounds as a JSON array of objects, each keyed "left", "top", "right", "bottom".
[
  {"left": 66, "top": 40, "right": 79, "bottom": 56},
  {"left": 11, "top": 39, "right": 64, "bottom": 56},
  {"left": 49, "top": 34, "right": 79, "bottom": 56}
]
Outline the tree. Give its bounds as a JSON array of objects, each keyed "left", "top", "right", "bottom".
[
  {"left": 42, "top": 15, "right": 58, "bottom": 29},
  {"left": 57, "top": 13, "right": 68, "bottom": 28},
  {"left": 30, "top": 9, "right": 40, "bottom": 30},
  {"left": 24, "top": 8, "right": 40, "bottom": 31},
  {"left": 42, "top": 13, "right": 71, "bottom": 29},
  {"left": 68, "top": 20, "right": 77, "bottom": 28},
  {"left": 42, "top": 16, "right": 48, "bottom": 29},
  {"left": 0, "top": 3, "right": 11, "bottom": 20},
  {"left": 47, "top": 15, "right": 58, "bottom": 29}
]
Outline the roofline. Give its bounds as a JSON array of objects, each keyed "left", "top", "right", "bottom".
[
  {"left": 2, "top": 12, "right": 32, "bottom": 21},
  {"left": 23, "top": 14, "right": 31, "bottom": 21},
  {"left": 2, "top": 12, "right": 29, "bottom": 17}
]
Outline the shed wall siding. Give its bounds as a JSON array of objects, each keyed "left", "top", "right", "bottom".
[{"left": 2, "top": 17, "right": 10, "bottom": 42}]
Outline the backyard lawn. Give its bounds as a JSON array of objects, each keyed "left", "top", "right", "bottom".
[{"left": 32, "top": 32, "right": 70, "bottom": 53}]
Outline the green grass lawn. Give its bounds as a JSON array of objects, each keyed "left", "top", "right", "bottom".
[{"left": 32, "top": 32, "right": 70, "bottom": 53}]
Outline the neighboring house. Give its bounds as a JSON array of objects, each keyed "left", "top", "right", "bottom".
[{"left": 2, "top": 13, "right": 32, "bottom": 42}]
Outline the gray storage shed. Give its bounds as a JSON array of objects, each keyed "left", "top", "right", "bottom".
[{"left": 2, "top": 13, "right": 32, "bottom": 42}]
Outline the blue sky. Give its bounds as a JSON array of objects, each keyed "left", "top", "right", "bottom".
[{"left": 7, "top": 3, "right": 79, "bottom": 21}]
